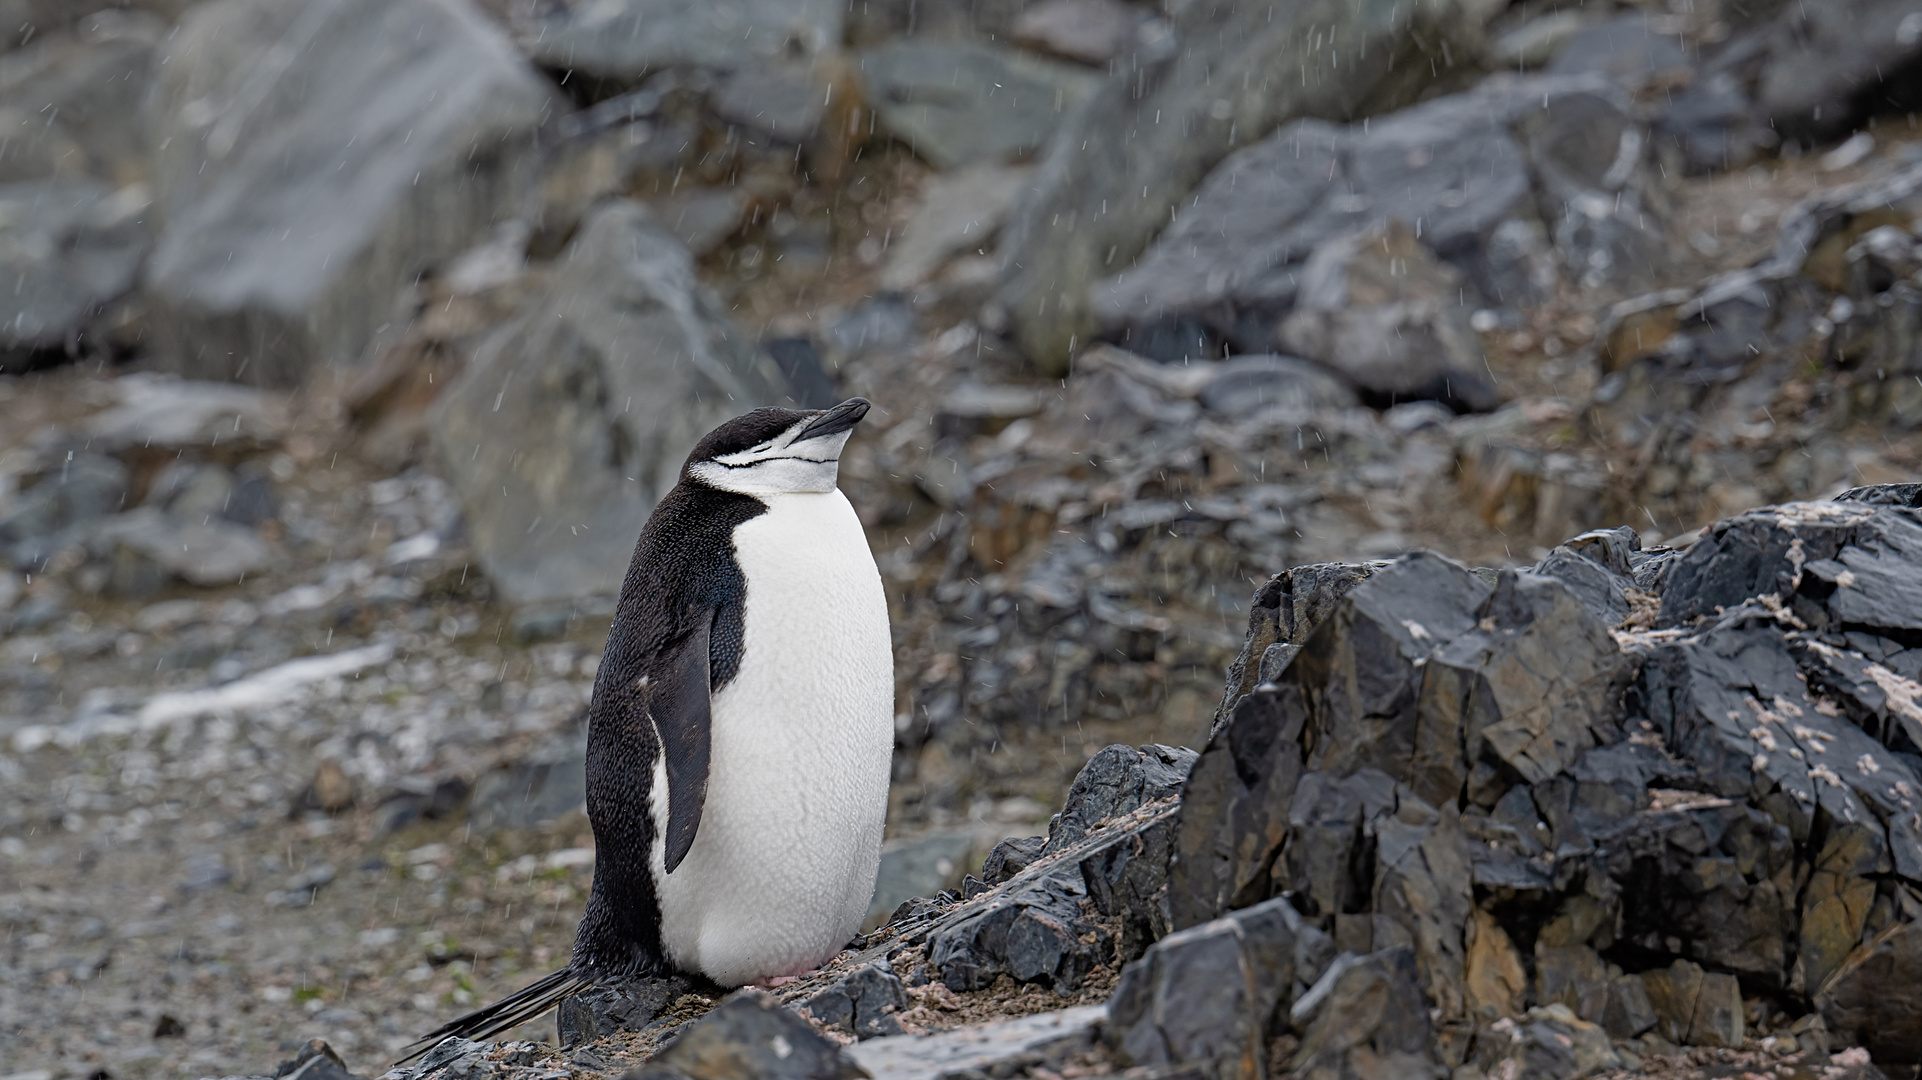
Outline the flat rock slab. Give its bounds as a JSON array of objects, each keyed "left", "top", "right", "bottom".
[
  {"left": 846, "top": 1004, "right": 1105, "bottom": 1080},
  {"left": 522, "top": 0, "right": 843, "bottom": 79}
]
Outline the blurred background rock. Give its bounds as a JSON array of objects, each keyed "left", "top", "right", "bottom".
[{"left": 4, "top": 0, "right": 1922, "bottom": 1073}]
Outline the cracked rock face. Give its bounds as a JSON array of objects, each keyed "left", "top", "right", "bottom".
[{"left": 1160, "top": 485, "right": 1922, "bottom": 1070}]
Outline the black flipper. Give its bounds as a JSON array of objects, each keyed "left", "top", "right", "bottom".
[
  {"left": 657, "top": 618, "right": 713, "bottom": 874},
  {"left": 397, "top": 967, "right": 588, "bottom": 1063}
]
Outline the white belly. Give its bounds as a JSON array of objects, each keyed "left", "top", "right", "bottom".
[{"left": 651, "top": 489, "right": 895, "bottom": 985}]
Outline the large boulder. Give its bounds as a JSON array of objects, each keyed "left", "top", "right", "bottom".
[
  {"left": 143, "top": 0, "right": 557, "bottom": 387},
  {"left": 1097, "top": 74, "right": 1665, "bottom": 366},
  {"left": 992, "top": 0, "right": 1485, "bottom": 375},
  {"left": 430, "top": 200, "right": 791, "bottom": 605}
]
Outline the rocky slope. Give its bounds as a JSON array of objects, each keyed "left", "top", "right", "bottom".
[
  {"left": 8, "top": 0, "right": 1922, "bottom": 1076},
  {"left": 333, "top": 484, "right": 1922, "bottom": 1080}
]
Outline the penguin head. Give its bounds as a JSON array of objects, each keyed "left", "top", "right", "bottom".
[{"left": 684, "top": 398, "right": 871, "bottom": 495}]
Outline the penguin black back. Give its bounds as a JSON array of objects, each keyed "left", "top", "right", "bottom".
[{"left": 403, "top": 407, "right": 830, "bottom": 1056}]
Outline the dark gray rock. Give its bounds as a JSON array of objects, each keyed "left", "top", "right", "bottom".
[
  {"left": 865, "top": 831, "right": 976, "bottom": 931},
  {"left": 993, "top": 0, "right": 1485, "bottom": 374},
  {"left": 1640, "top": 959, "right": 1744, "bottom": 1049},
  {"left": 1105, "top": 895, "right": 1310, "bottom": 1075},
  {"left": 1096, "top": 75, "right": 1664, "bottom": 363},
  {"left": 431, "top": 200, "right": 792, "bottom": 604},
  {"left": 1815, "top": 919, "right": 1922, "bottom": 1065},
  {"left": 921, "top": 801, "right": 1176, "bottom": 993},
  {"left": 407, "top": 1036, "right": 490, "bottom": 1079},
  {"left": 144, "top": 0, "right": 555, "bottom": 386},
  {"left": 556, "top": 975, "right": 692, "bottom": 1047},
  {"left": 273, "top": 1039, "right": 363, "bottom": 1080},
  {"left": 1212, "top": 560, "right": 1383, "bottom": 736},
  {"left": 1287, "top": 947, "right": 1443, "bottom": 1080},
  {"left": 1275, "top": 220, "right": 1499, "bottom": 412},
  {"left": 623, "top": 990, "right": 865, "bottom": 1080},
  {"left": 979, "top": 835, "right": 1045, "bottom": 886},
  {"left": 802, "top": 962, "right": 908, "bottom": 1039},
  {"left": 1045, "top": 742, "right": 1194, "bottom": 852},
  {"left": 1603, "top": 973, "right": 1658, "bottom": 1038},
  {"left": 468, "top": 729, "right": 586, "bottom": 831}
]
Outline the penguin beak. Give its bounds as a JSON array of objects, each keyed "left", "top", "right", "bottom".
[{"left": 793, "top": 397, "right": 871, "bottom": 444}]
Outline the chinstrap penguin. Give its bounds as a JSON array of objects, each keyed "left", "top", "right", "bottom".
[{"left": 406, "top": 397, "right": 894, "bottom": 1052}]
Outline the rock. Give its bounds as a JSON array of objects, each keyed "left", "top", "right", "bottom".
[
  {"left": 1472, "top": 1005, "right": 1621, "bottom": 1080},
  {"left": 556, "top": 975, "right": 692, "bottom": 1048},
  {"left": 1542, "top": 13, "right": 1691, "bottom": 90},
  {"left": 78, "top": 373, "right": 289, "bottom": 452},
  {"left": 1277, "top": 221, "right": 1498, "bottom": 411},
  {"left": 979, "top": 835, "right": 1045, "bottom": 886},
  {"left": 653, "top": 189, "right": 749, "bottom": 257},
  {"left": 803, "top": 962, "right": 908, "bottom": 1039},
  {"left": 468, "top": 728, "right": 586, "bottom": 831},
  {"left": 845, "top": 1005, "right": 1104, "bottom": 1080},
  {"left": 371, "top": 777, "right": 471, "bottom": 837},
  {"left": 881, "top": 164, "right": 1032, "bottom": 291},
  {"left": 0, "top": 16, "right": 160, "bottom": 185},
  {"left": 1196, "top": 355, "right": 1359, "bottom": 418},
  {"left": 711, "top": 64, "right": 831, "bottom": 144},
  {"left": 1287, "top": 947, "right": 1443, "bottom": 1080},
  {"left": 1641, "top": 959, "right": 1745, "bottom": 1049},
  {"left": 995, "top": 0, "right": 1483, "bottom": 374},
  {"left": 1815, "top": 919, "right": 1922, "bottom": 1066},
  {"left": 0, "top": 179, "right": 148, "bottom": 351},
  {"left": 1602, "top": 974, "right": 1658, "bottom": 1039},
  {"left": 0, "top": 453, "right": 128, "bottom": 570},
  {"left": 522, "top": 0, "right": 843, "bottom": 81},
  {"left": 431, "top": 200, "right": 791, "bottom": 604},
  {"left": 922, "top": 800, "right": 1176, "bottom": 992},
  {"left": 623, "top": 990, "right": 865, "bottom": 1080},
  {"left": 272, "top": 1039, "right": 362, "bottom": 1080},
  {"left": 1044, "top": 742, "right": 1194, "bottom": 852},
  {"left": 1104, "top": 896, "right": 1307, "bottom": 1076},
  {"left": 1010, "top": 0, "right": 1154, "bottom": 65},
  {"left": 406, "top": 1036, "right": 488, "bottom": 1079},
  {"left": 1096, "top": 75, "right": 1663, "bottom": 366},
  {"left": 178, "top": 850, "right": 230, "bottom": 892},
  {"left": 865, "top": 831, "right": 976, "bottom": 931},
  {"left": 1211, "top": 560, "right": 1381, "bottom": 728},
  {"left": 145, "top": 0, "right": 555, "bottom": 386},
  {"left": 859, "top": 41, "right": 1097, "bottom": 170},
  {"left": 85, "top": 508, "right": 274, "bottom": 592}
]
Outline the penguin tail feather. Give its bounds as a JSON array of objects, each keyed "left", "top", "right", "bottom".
[{"left": 396, "top": 967, "right": 588, "bottom": 1064}]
